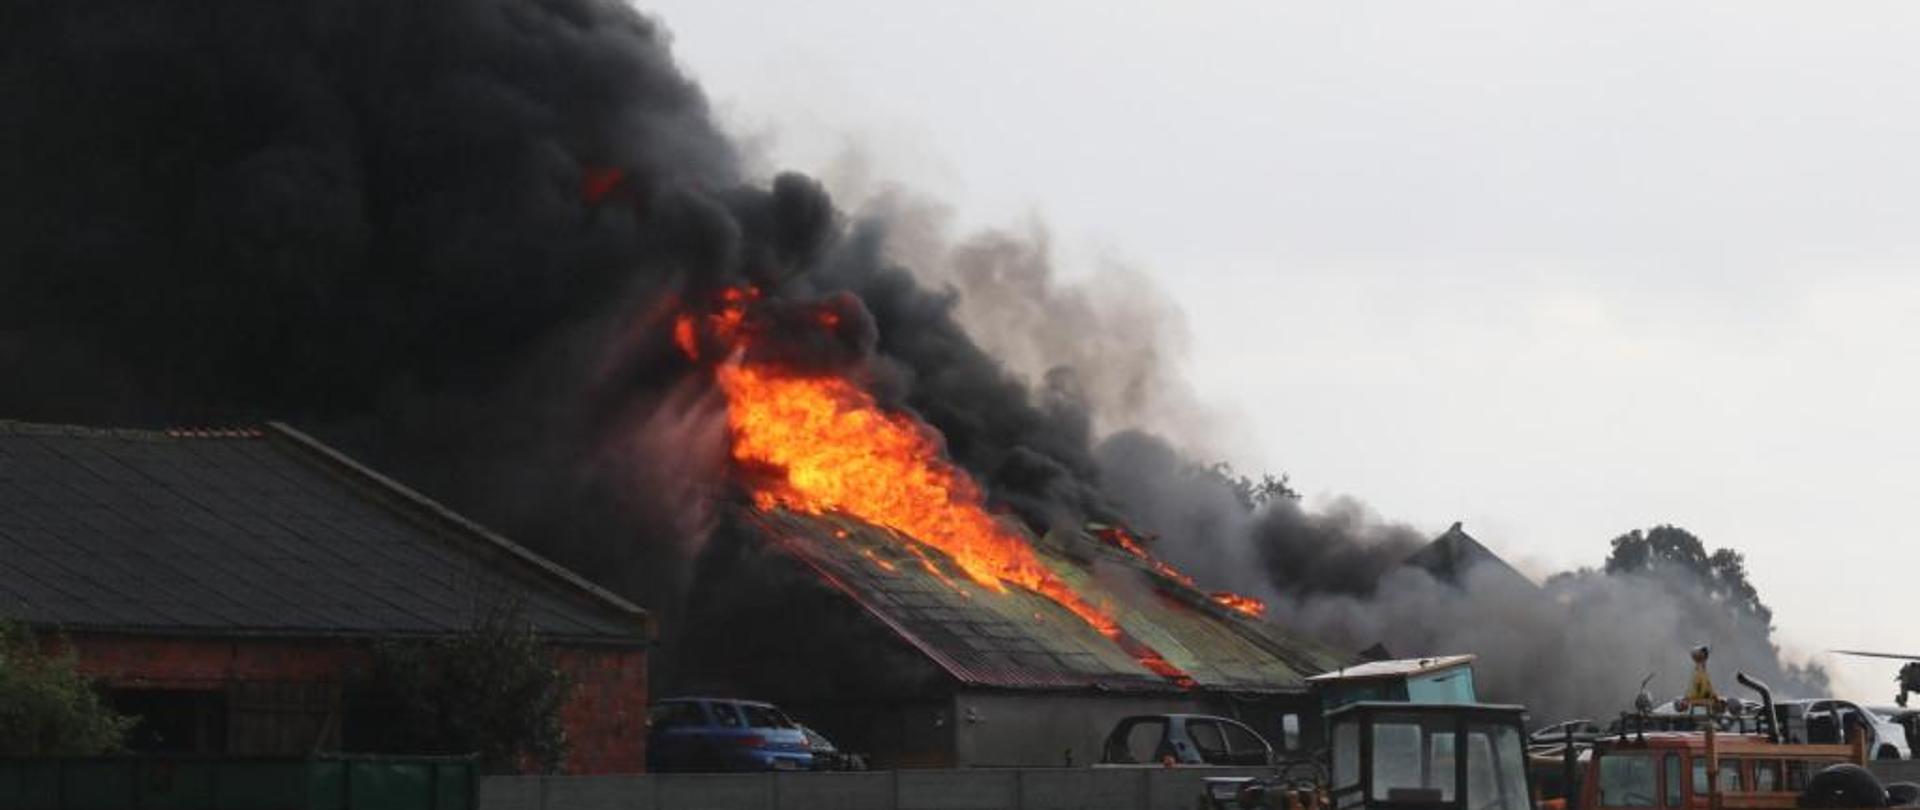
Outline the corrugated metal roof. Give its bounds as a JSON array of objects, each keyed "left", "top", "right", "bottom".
[
  {"left": 1306, "top": 654, "right": 1476, "bottom": 682},
  {"left": 742, "top": 508, "right": 1344, "bottom": 694},
  {"left": 0, "top": 420, "right": 649, "bottom": 645}
]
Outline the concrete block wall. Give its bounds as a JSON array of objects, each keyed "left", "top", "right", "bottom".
[{"left": 481, "top": 767, "right": 1269, "bottom": 810}]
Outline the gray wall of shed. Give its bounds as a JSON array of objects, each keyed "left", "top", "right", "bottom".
[{"left": 952, "top": 691, "right": 1189, "bottom": 768}]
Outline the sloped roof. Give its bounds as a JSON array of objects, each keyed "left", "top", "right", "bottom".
[
  {"left": 1306, "top": 654, "right": 1476, "bottom": 683},
  {"left": 1402, "top": 522, "right": 1536, "bottom": 590},
  {"left": 742, "top": 508, "right": 1345, "bottom": 694},
  {"left": 0, "top": 420, "right": 650, "bottom": 645}
]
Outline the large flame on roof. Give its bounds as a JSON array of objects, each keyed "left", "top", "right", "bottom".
[{"left": 683, "top": 287, "right": 1190, "bottom": 683}]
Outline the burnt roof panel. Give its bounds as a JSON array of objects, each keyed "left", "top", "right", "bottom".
[{"left": 742, "top": 508, "right": 1343, "bottom": 695}]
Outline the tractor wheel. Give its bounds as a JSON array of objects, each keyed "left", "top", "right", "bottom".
[
  {"left": 1885, "top": 783, "right": 1920, "bottom": 807},
  {"left": 1799, "top": 764, "right": 1887, "bottom": 809}
]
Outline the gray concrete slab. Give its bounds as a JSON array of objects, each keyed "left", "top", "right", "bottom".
[
  {"left": 654, "top": 774, "right": 776, "bottom": 810},
  {"left": 542, "top": 775, "right": 656, "bottom": 810},
  {"left": 1872, "top": 759, "right": 1920, "bottom": 784},
  {"left": 479, "top": 777, "right": 544, "bottom": 810},
  {"left": 774, "top": 771, "right": 895, "bottom": 810},
  {"left": 895, "top": 769, "right": 1019, "bottom": 810},
  {"left": 1018, "top": 768, "right": 1145, "bottom": 810}
]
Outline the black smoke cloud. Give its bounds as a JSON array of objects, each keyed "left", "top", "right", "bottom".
[
  {"left": 1095, "top": 430, "right": 1422, "bottom": 599},
  {"left": 0, "top": 0, "right": 1119, "bottom": 614}
]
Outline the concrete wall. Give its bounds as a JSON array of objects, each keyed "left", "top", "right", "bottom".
[
  {"left": 481, "top": 767, "right": 1269, "bottom": 810},
  {"left": 1872, "top": 759, "right": 1920, "bottom": 784}
]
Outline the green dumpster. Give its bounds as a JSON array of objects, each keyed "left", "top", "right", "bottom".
[{"left": 0, "top": 754, "right": 477, "bottom": 810}]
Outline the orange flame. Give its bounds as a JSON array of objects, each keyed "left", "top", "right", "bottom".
[
  {"left": 1210, "top": 591, "right": 1267, "bottom": 618},
  {"left": 697, "top": 289, "right": 1191, "bottom": 684},
  {"left": 719, "top": 364, "right": 1112, "bottom": 621},
  {"left": 1093, "top": 525, "right": 1197, "bottom": 588}
]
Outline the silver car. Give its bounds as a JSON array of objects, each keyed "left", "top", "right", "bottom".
[{"left": 1774, "top": 698, "right": 1912, "bottom": 760}]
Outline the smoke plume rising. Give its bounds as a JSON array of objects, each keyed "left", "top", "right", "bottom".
[
  {"left": 1094, "top": 432, "right": 1828, "bottom": 721},
  {"left": 0, "top": 0, "right": 1826, "bottom": 724}
]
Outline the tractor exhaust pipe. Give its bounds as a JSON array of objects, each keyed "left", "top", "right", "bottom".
[{"left": 1737, "top": 672, "right": 1781, "bottom": 744}]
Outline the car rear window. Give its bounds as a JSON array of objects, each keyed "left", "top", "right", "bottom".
[
  {"left": 650, "top": 701, "right": 706, "bottom": 729},
  {"left": 740, "top": 704, "right": 795, "bottom": 729}
]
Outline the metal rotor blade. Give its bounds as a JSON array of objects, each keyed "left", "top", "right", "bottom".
[{"left": 1831, "top": 649, "right": 1920, "bottom": 661}]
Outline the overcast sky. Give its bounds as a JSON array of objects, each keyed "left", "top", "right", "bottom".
[{"left": 637, "top": 1, "right": 1920, "bottom": 700}]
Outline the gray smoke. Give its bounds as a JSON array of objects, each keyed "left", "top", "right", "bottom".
[
  {"left": 826, "top": 186, "right": 1221, "bottom": 454},
  {"left": 1281, "top": 562, "right": 1830, "bottom": 722},
  {"left": 1093, "top": 431, "right": 1827, "bottom": 723}
]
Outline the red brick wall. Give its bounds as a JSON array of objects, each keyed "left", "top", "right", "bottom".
[
  {"left": 553, "top": 646, "right": 648, "bottom": 774},
  {"left": 62, "top": 634, "right": 648, "bottom": 774}
]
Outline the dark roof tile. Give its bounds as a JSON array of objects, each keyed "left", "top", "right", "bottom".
[{"left": 0, "top": 420, "right": 648, "bottom": 644}]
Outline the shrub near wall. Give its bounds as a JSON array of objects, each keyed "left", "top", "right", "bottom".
[{"left": 0, "top": 620, "right": 132, "bottom": 755}]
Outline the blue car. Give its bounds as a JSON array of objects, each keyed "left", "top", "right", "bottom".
[{"left": 646, "top": 697, "right": 815, "bottom": 772}]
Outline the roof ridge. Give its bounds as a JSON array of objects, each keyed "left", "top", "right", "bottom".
[
  {"left": 262, "top": 421, "right": 653, "bottom": 641},
  {"left": 0, "top": 419, "right": 265, "bottom": 441}
]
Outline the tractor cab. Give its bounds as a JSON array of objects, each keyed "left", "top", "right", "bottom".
[{"left": 1206, "top": 702, "right": 1534, "bottom": 810}]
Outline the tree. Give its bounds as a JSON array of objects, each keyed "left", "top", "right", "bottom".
[
  {"left": 1605, "top": 525, "right": 1772, "bottom": 625},
  {"left": 0, "top": 620, "right": 133, "bottom": 755},
  {"left": 1201, "top": 462, "right": 1301, "bottom": 511},
  {"left": 351, "top": 599, "right": 572, "bottom": 773}
]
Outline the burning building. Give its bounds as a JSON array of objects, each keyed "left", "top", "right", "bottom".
[
  {"left": 0, "top": 420, "right": 652, "bottom": 773},
  {"left": 652, "top": 283, "right": 1349, "bottom": 768},
  {"left": 674, "top": 507, "right": 1345, "bottom": 768}
]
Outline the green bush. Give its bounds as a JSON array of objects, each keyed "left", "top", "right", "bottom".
[
  {"left": 0, "top": 620, "right": 132, "bottom": 755},
  {"left": 352, "top": 600, "right": 571, "bottom": 774}
]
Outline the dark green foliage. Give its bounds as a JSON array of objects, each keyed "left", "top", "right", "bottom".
[
  {"left": 0, "top": 619, "right": 132, "bottom": 755},
  {"left": 1202, "top": 462, "right": 1301, "bottom": 511},
  {"left": 353, "top": 601, "right": 571, "bottom": 774},
  {"left": 1605, "top": 524, "right": 1772, "bottom": 625}
]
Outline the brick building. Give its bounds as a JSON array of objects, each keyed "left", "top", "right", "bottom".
[{"left": 0, "top": 420, "right": 652, "bottom": 773}]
